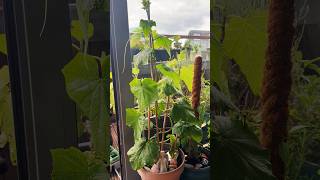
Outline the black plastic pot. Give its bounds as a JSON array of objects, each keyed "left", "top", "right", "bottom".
[{"left": 180, "top": 166, "right": 210, "bottom": 180}]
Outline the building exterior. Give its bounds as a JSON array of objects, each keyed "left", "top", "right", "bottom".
[{"left": 188, "top": 30, "right": 210, "bottom": 51}]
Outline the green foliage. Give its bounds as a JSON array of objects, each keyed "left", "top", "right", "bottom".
[
  {"left": 172, "top": 121, "right": 202, "bottom": 145},
  {"left": 154, "top": 36, "right": 173, "bottom": 56},
  {"left": 171, "top": 98, "right": 197, "bottom": 124},
  {"left": 126, "top": 108, "right": 146, "bottom": 142},
  {"left": 212, "top": 116, "right": 275, "bottom": 180},
  {"left": 223, "top": 10, "right": 267, "bottom": 95},
  {"left": 156, "top": 64, "right": 181, "bottom": 89},
  {"left": 51, "top": 147, "right": 108, "bottom": 180},
  {"left": 140, "top": 20, "right": 156, "bottom": 38},
  {"left": 62, "top": 53, "right": 109, "bottom": 159},
  {"left": 0, "top": 65, "right": 17, "bottom": 166},
  {"left": 179, "top": 64, "right": 194, "bottom": 92},
  {"left": 129, "top": 78, "right": 158, "bottom": 110},
  {"left": 0, "top": 34, "right": 7, "bottom": 55},
  {"left": 127, "top": 139, "right": 159, "bottom": 170},
  {"left": 71, "top": 20, "right": 94, "bottom": 42},
  {"left": 211, "top": 39, "right": 229, "bottom": 95},
  {"left": 158, "top": 78, "right": 177, "bottom": 97},
  {"left": 75, "top": 0, "right": 94, "bottom": 51}
]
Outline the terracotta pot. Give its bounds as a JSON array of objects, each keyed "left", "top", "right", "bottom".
[{"left": 137, "top": 149, "right": 185, "bottom": 180}]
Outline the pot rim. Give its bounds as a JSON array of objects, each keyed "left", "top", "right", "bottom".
[{"left": 139, "top": 148, "right": 185, "bottom": 175}]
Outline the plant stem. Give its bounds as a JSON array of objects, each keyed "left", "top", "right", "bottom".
[
  {"left": 155, "top": 102, "right": 159, "bottom": 143},
  {"left": 148, "top": 106, "right": 151, "bottom": 140},
  {"left": 161, "top": 96, "right": 170, "bottom": 151}
]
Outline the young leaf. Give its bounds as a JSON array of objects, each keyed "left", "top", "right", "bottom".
[
  {"left": 171, "top": 98, "right": 197, "bottom": 124},
  {"left": 62, "top": 53, "right": 109, "bottom": 159},
  {"left": 129, "top": 78, "right": 158, "bottom": 110},
  {"left": 127, "top": 139, "right": 159, "bottom": 170},
  {"left": 154, "top": 36, "right": 173, "bottom": 56},
  {"left": 140, "top": 19, "right": 156, "bottom": 38},
  {"left": 71, "top": 20, "right": 94, "bottom": 42},
  {"left": 156, "top": 64, "right": 181, "bottom": 89},
  {"left": 126, "top": 108, "right": 146, "bottom": 142}
]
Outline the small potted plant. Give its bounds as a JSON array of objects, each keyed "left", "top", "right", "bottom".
[
  {"left": 126, "top": 75, "right": 188, "bottom": 180},
  {"left": 179, "top": 56, "right": 211, "bottom": 180}
]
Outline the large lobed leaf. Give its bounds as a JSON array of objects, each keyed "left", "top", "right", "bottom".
[
  {"left": 172, "top": 121, "right": 202, "bottom": 145},
  {"left": 62, "top": 53, "right": 109, "bottom": 159},
  {"left": 51, "top": 147, "right": 107, "bottom": 180},
  {"left": 129, "top": 78, "right": 158, "bottom": 110},
  {"left": 171, "top": 98, "right": 197, "bottom": 124},
  {"left": 223, "top": 10, "right": 267, "bottom": 95},
  {"left": 212, "top": 116, "right": 275, "bottom": 180},
  {"left": 127, "top": 139, "right": 159, "bottom": 170},
  {"left": 126, "top": 108, "right": 146, "bottom": 142}
]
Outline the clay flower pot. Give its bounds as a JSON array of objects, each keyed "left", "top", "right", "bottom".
[{"left": 137, "top": 149, "right": 185, "bottom": 180}]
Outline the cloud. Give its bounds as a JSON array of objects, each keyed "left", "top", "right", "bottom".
[{"left": 127, "top": 0, "right": 210, "bottom": 35}]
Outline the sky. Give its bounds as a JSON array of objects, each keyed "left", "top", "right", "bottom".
[{"left": 127, "top": 0, "right": 210, "bottom": 35}]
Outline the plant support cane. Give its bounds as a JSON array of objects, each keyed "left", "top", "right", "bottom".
[
  {"left": 192, "top": 56, "right": 203, "bottom": 119},
  {"left": 260, "top": 0, "right": 295, "bottom": 179}
]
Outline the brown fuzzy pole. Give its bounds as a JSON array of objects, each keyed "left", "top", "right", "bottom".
[
  {"left": 260, "top": 0, "right": 295, "bottom": 179},
  {"left": 192, "top": 56, "right": 203, "bottom": 119}
]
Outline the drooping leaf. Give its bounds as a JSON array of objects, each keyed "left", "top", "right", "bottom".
[
  {"left": 0, "top": 34, "right": 7, "bottom": 55},
  {"left": 156, "top": 64, "right": 181, "bottom": 89},
  {"left": 140, "top": 19, "right": 156, "bottom": 38},
  {"left": 171, "top": 98, "right": 197, "bottom": 124},
  {"left": 212, "top": 116, "right": 275, "bottom": 180},
  {"left": 51, "top": 147, "right": 107, "bottom": 180},
  {"left": 223, "top": 10, "right": 267, "bottom": 95},
  {"left": 154, "top": 36, "right": 173, "bottom": 56},
  {"left": 180, "top": 64, "right": 194, "bottom": 92},
  {"left": 126, "top": 108, "right": 146, "bottom": 142},
  {"left": 129, "top": 78, "right": 158, "bottom": 110},
  {"left": 71, "top": 20, "right": 94, "bottom": 42},
  {"left": 127, "top": 139, "right": 159, "bottom": 170},
  {"left": 62, "top": 53, "right": 109, "bottom": 159}
]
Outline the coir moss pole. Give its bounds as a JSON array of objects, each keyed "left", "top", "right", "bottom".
[
  {"left": 260, "top": 0, "right": 295, "bottom": 179},
  {"left": 192, "top": 56, "right": 202, "bottom": 119}
]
